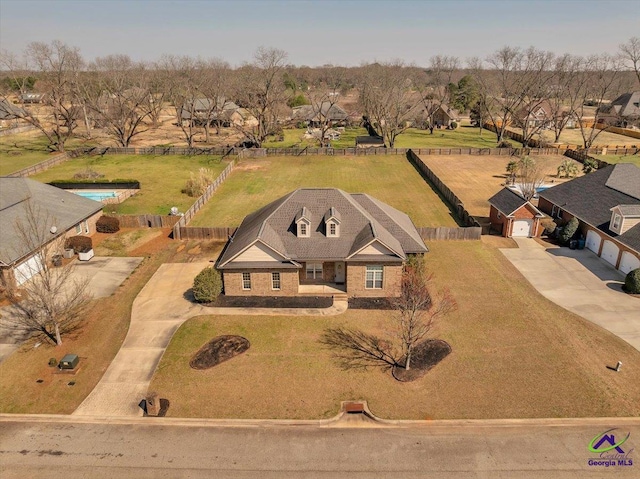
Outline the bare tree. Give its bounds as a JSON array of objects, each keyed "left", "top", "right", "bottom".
[
  {"left": 234, "top": 47, "right": 289, "bottom": 147},
  {"left": 0, "top": 41, "right": 83, "bottom": 152},
  {"left": 1, "top": 203, "right": 91, "bottom": 346},
  {"left": 304, "top": 66, "right": 348, "bottom": 147},
  {"left": 359, "top": 61, "right": 417, "bottom": 147},
  {"left": 545, "top": 54, "right": 583, "bottom": 143},
  {"left": 619, "top": 37, "right": 640, "bottom": 87},
  {"left": 413, "top": 55, "right": 459, "bottom": 133},
  {"left": 198, "top": 58, "right": 233, "bottom": 141},
  {"left": 85, "top": 54, "right": 152, "bottom": 147},
  {"left": 516, "top": 156, "right": 546, "bottom": 201},
  {"left": 321, "top": 258, "right": 455, "bottom": 374}
]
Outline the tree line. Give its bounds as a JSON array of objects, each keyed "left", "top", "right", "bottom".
[{"left": 1, "top": 37, "right": 639, "bottom": 152}]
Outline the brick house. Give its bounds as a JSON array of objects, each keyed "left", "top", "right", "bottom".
[
  {"left": 0, "top": 178, "right": 103, "bottom": 287},
  {"left": 537, "top": 163, "right": 640, "bottom": 275},
  {"left": 488, "top": 188, "right": 545, "bottom": 238},
  {"left": 216, "top": 188, "right": 428, "bottom": 297}
]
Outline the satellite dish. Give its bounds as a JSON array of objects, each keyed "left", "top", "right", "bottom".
[{"left": 50, "top": 226, "right": 58, "bottom": 234}]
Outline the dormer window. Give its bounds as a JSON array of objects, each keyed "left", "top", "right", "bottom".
[
  {"left": 324, "top": 207, "right": 341, "bottom": 237},
  {"left": 295, "top": 207, "right": 311, "bottom": 238},
  {"left": 612, "top": 213, "right": 621, "bottom": 231}
]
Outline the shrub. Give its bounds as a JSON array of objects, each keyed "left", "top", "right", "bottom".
[
  {"left": 450, "top": 121, "right": 458, "bottom": 129},
  {"left": 497, "top": 140, "right": 513, "bottom": 148},
  {"left": 557, "top": 159, "right": 579, "bottom": 178},
  {"left": 624, "top": 268, "right": 640, "bottom": 294},
  {"left": 583, "top": 158, "right": 599, "bottom": 174},
  {"left": 65, "top": 236, "right": 93, "bottom": 253},
  {"left": 96, "top": 215, "right": 120, "bottom": 233},
  {"left": 540, "top": 218, "right": 557, "bottom": 236},
  {"left": 183, "top": 168, "right": 216, "bottom": 197},
  {"left": 193, "top": 267, "right": 223, "bottom": 303},
  {"left": 558, "top": 217, "right": 579, "bottom": 245},
  {"left": 48, "top": 358, "right": 58, "bottom": 367}
]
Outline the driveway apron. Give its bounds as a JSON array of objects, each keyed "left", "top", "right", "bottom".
[{"left": 500, "top": 238, "right": 640, "bottom": 351}]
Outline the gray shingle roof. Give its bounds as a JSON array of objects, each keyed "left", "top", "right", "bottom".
[
  {"left": 615, "top": 205, "right": 640, "bottom": 217},
  {"left": 0, "top": 178, "right": 103, "bottom": 266},
  {"left": 488, "top": 188, "right": 542, "bottom": 216},
  {"left": 291, "top": 102, "right": 348, "bottom": 122},
  {"left": 538, "top": 164, "right": 640, "bottom": 252},
  {"left": 218, "top": 188, "right": 427, "bottom": 269}
]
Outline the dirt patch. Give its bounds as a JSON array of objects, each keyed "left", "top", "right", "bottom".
[
  {"left": 235, "top": 161, "right": 269, "bottom": 171},
  {"left": 392, "top": 339, "right": 452, "bottom": 382},
  {"left": 212, "top": 295, "right": 333, "bottom": 309},
  {"left": 190, "top": 335, "right": 250, "bottom": 370}
]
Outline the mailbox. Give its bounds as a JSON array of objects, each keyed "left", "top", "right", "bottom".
[{"left": 59, "top": 354, "right": 79, "bottom": 370}]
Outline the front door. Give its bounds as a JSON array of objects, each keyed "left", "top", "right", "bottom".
[{"left": 334, "top": 261, "right": 345, "bottom": 284}]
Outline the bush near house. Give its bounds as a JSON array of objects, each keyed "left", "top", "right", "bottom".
[
  {"left": 540, "top": 218, "right": 557, "bottom": 236},
  {"left": 624, "top": 269, "right": 640, "bottom": 294},
  {"left": 65, "top": 236, "right": 92, "bottom": 253},
  {"left": 193, "top": 267, "right": 223, "bottom": 303},
  {"left": 558, "top": 217, "right": 579, "bottom": 245},
  {"left": 96, "top": 215, "right": 120, "bottom": 233}
]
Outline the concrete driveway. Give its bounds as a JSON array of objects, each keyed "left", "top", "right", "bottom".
[
  {"left": 0, "top": 256, "right": 143, "bottom": 363},
  {"left": 501, "top": 238, "right": 640, "bottom": 351}
]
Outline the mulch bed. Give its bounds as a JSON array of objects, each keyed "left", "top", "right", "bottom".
[
  {"left": 348, "top": 297, "right": 394, "bottom": 310},
  {"left": 211, "top": 295, "right": 333, "bottom": 309},
  {"left": 392, "top": 339, "right": 452, "bottom": 382},
  {"left": 190, "top": 335, "right": 250, "bottom": 370}
]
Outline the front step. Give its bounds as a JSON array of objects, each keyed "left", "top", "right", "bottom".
[{"left": 332, "top": 293, "right": 349, "bottom": 301}]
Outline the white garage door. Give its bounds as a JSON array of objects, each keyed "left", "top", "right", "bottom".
[
  {"left": 512, "top": 219, "right": 533, "bottom": 237},
  {"left": 14, "top": 254, "right": 44, "bottom": 286},
  {"left": 619, "top": 252, "right": 640, "bottom": 275},
  {"left": 585, "top": 230, "right": 602, "bottom": 254},
  {"left": 600, "top": 240, "right": 620, "bottom": 267}
]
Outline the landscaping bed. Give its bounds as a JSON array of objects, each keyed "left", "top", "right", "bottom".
[
  {"left": 348, "top": 297, "right": 394, "bottom": 310},
  {"left": 212, "top": 295, "right": 333, "bottom": 309}
]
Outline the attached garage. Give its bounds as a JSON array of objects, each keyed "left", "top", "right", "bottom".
[
  {"left": 600, "top": 240, "right": 620, "bottom": 267},
  {"left": 13, "top": 254, "right": 43, "bottom": 286},
  {"left": 619, "top": 251, "right": 640, "bottom": 275},
  {"left": 511, "top": 219, "right": 534, "bottom": 237},
  {"left": 585, "top": 230, "right": 602, "bottom": 254}
]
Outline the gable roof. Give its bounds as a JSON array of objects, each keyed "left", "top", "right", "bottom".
[
  {"left": 599, "top": 91, "right": 640, "bottom": 118},
  {"left": 217, "top": 188, "right": 427, "bottom": 269},
  {"left": 488, "top": 188, "right": 543, "bottom": 216},
  {"left": 0, "top": 178, "right": 103, "bottom": 266},
  {"left": 538, "top": 163, "right": 640, "bottom": 252},
  {"left": 291, "top": 102, "right": 348, "bottom": 122}
]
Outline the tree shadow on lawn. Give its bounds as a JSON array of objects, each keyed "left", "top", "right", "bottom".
[
  {"left": 392, "top": 339, "right": 452, "bottom": 382},
  {"left": 190, "top": 335, "right": 250, "bottom": 370}
]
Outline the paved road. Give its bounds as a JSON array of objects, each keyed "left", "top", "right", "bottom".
[
  {"left": 1, "top": 415, "right": 639, "bottom": 478},
  {"left": 73, "top": 262, "right": 348, "bottom": 417},
  {"left": 501, "top": 239, "right": 640, "bottom": 351}
]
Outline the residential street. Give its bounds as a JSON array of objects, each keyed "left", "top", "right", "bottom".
[{"left": 1, "top": 415, "right": 639, "bottom": 478}]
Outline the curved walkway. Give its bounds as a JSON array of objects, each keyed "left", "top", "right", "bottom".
[
  {"left": 500, "top": 238, "right": 640, "bottom": 351},
  {"left": 74, "top": 262, "right": 347, "bottom": 417}
]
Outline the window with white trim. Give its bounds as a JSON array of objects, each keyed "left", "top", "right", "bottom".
[
  {"left": 306, "top": 263, "right": 323, "bottom": 279},
  {"left": 272, "top": 272, "right": 281, "bottom": 290},
  {"left": 242, "top": 272, "right": 251, "bottom": 290},
  {"left": 365, "top": 265, "right": 383, "bottom": 289},
  {"left": 329, "top": 223, "right": 336, "bottom": 236},
  {"left": 612, "top": 213, "right": 621, "bottom": 230},
  {"left": 83, "top": 220, "right": 89, "bottom": 234},
  {"left": 300, "top": 223, "right": 307, "bottom": 236},
  {"left": 75, "top": 223, "right": 82, "bottom": 234}
]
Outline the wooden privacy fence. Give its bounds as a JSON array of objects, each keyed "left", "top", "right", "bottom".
[
  {"left": 417, "top": 227, "right": 481, "bottom": 241},
  {"left": 407, "top": 149, "right": 481, "bottom": 228},
  {"left": 115, "top": 214, "right": 181, "bottom": 228},
  {"left": 175, "top": 226, "right": 237, "bottom": 241},
  {"left": 7, "top": 151, "right": 69, "bottom": 177},
  {"left": 172, "top": 160, "right": 235, "bottom": 239}
]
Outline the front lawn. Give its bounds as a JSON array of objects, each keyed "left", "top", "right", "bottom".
[
  {"left": 189, "top": 155, "right": 458, "bottom": 227},
  {"left": 149, "top": 239, "right": 640, "bottom": 419},
  {"left": 592, "top": 154, "right": 640, "bottom": 168},
  {"left": 31, "top": 154, "right": 229, "bottom": 215}
]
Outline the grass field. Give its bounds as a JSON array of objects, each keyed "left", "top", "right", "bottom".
[
  {"left": 149, "top": 239, "right": 640, "bottom": 420},
  {"left": 592, "top": 154, "right": 640, "bottom": 168},
  {"left": 189, "top": 155, "right": 459, "bottom": 228},
  {"left": 509, "top": 127, "right": 637, "bottom": 147},
  {"left": 263, "top": 125, "right": 519, "bottom": 150},
  {"left": 418, "top": 154, "right": 581, "bottom": 218},
  {"left": 31, "top": 154, "right": 229, "bottom": 215},
  {"left": 0, "top": 132, "right": 97, "bottom": 176}
]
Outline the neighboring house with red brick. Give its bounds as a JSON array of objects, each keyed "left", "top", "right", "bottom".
[
  {"left": 0, "top": 178, "right": 103, "bottom": 287},
  {"left": 216, "top": 188, "right": 428, "bottom": 297},
  {"left": 537, "top": 163, "right": 640, "bottom": 275},
  {"left": 488, "top": 188, "right": 545, "bottom": 238}
]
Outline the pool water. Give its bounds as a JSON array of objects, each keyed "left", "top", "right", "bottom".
[{"left": 75, "top": 191, "right": 117, "bottom": 202}]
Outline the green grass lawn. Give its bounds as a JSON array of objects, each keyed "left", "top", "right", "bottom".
[
  {"left": 150, "top": 240, "right": 640, "bottom": 420},
  {"left": 263, "top": 126, "right": 518, "bottom": 150},
  {"left": 31, "top": 154, "right": 229, "bottom": 215},
  {"left": 592, "top": 154, "right": 640, "bottom": 168},
  {"left": 189, "top": 155, "right": 458, "bottom": 227},
  {"left": 0, "top": 133, "right": 97, "bottom": 176}
]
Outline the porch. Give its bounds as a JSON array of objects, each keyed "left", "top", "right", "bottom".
[{"left": 298, "top": 283, "right": 346, "bottom": 296}]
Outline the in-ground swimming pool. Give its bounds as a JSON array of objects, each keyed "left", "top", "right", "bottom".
[{"left": 74, "top": 191, "right": 117, "bottom": 202}]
